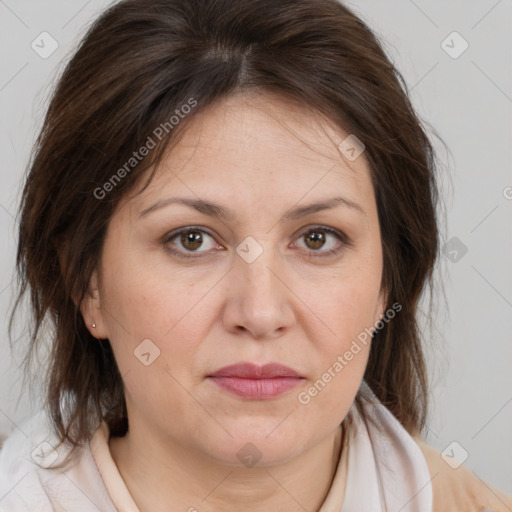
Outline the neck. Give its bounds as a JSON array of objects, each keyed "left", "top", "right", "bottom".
[{"left": 109, "top": 421, "right": 344, "bottom": 512}]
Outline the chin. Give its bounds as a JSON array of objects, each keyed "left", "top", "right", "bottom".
[{"left": 198, "top": 419, "right": 315, "bottom": 468}]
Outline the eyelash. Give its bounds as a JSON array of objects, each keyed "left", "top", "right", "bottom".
[{"left": 162, "top": 225, "right": 351, "bottom": 260}]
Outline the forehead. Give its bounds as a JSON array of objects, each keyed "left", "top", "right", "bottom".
[{"left": 126, "top": 91, "right": 374, "bottom": 215}]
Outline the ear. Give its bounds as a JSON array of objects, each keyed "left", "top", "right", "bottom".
[
  {"left": 79, "top": 269, "right": 109, "bottom": 340},
  {"left": 375, "top": 287, "right": 389, "bottom": 323},
  {"left": 57, "top": 240, "right": 109, "bottom": 340}
]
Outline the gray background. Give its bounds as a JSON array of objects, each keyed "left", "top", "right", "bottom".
[{"left": 1, "top": 0, "right": 511, "bottom": 494}]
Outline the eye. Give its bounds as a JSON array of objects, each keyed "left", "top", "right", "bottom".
[
  {"left": 163, "top": 225, "right": 350, "bottom": 260},
  {"left": 292, "top": 226, "right": 349, "bottom": 258},
  {"left": 164, "top": 227, "right": 221, "bottom": 259}
]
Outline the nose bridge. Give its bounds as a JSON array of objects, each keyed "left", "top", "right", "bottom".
[
  {"left": 224, "top": 234, "right": 294, "bottom": 338},
  {"left": 236, "top": 234, "right": 282, "bottom": 301}
]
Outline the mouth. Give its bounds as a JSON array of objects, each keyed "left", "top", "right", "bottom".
[{"left": 207, "top": 362, "right": 304, "bottom": 399}]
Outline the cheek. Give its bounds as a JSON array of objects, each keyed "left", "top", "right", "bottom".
[
  {"left": 100, "top": 239, "right": 196, "bottom": 338},
  {"left": 292, "top": 263, "right": 380, "bottom": 414},
  {"left": 302, "top": 266, "right": 382, "bottom": 349},
  {"left": 99, "top": 246, "right": 218, "bottom": 386},
  {"left": 100, "top": 267, "right": 206, "bottom": 425},
  {"left": 295, "top": 281, "right": 375, "bottom": 420}
]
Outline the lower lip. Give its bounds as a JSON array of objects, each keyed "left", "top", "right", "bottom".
[{"left": 208, "top": 376, "right": 303, "bottom": 399}]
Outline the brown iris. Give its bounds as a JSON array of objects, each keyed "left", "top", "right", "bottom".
[
  {"left": 181, "top": 230, "right": 203, "bottom": 251},
  {"left": 304, "top": 230, "right": 326, "bottom": 250}
]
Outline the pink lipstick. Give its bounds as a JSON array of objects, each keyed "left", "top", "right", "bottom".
[{"left": 208, "top": 362, "right": 304, "bottom": 399}]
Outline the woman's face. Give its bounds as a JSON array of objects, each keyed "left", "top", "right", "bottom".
[{"left": 83, "top": 92, "right": 386, "bottom": 466}]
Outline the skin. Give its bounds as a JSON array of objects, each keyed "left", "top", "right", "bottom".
[{"left": 81, "top": 91, "right": 387, "bottom": 512}]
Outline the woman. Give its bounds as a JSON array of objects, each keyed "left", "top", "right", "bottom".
[{"left": 1, "top": 0, "right": 510, "bottom": 510}]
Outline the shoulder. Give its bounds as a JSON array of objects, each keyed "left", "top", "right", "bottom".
[
  {"left": 0, "top": 408, "right": 58, "bottom": 475},
  {"left": 0, "top": 408, "right": 71, "bottom": 510},
  {"left": 0, "top": 409, "right": 114, "bottom": 512},
  {"left": 413, "top": 435, "right": 512, "bottom": 512},
  {"left": 0, "top": 409, "right": 52, "bottom": 510}
]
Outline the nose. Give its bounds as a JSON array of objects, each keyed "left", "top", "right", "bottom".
[{"left": 221, "top": 239, "right": 296, "bottom": 340}]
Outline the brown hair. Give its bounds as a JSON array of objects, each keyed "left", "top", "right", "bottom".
[{"left": 10, "top": 0, "right": 442, "bottom": 461}]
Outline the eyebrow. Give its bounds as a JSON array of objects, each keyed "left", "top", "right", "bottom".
[{"left": 138, "top": 195, "right": 365, "bottom": 221}]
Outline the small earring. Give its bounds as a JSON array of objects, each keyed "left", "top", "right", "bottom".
[{"left": 91, "top": 323, "right": 96, "bottom": 328}]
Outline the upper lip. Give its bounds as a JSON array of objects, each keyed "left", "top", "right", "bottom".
[{"left": 208, "top": 362, "right": 303, "bottom": 379}]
